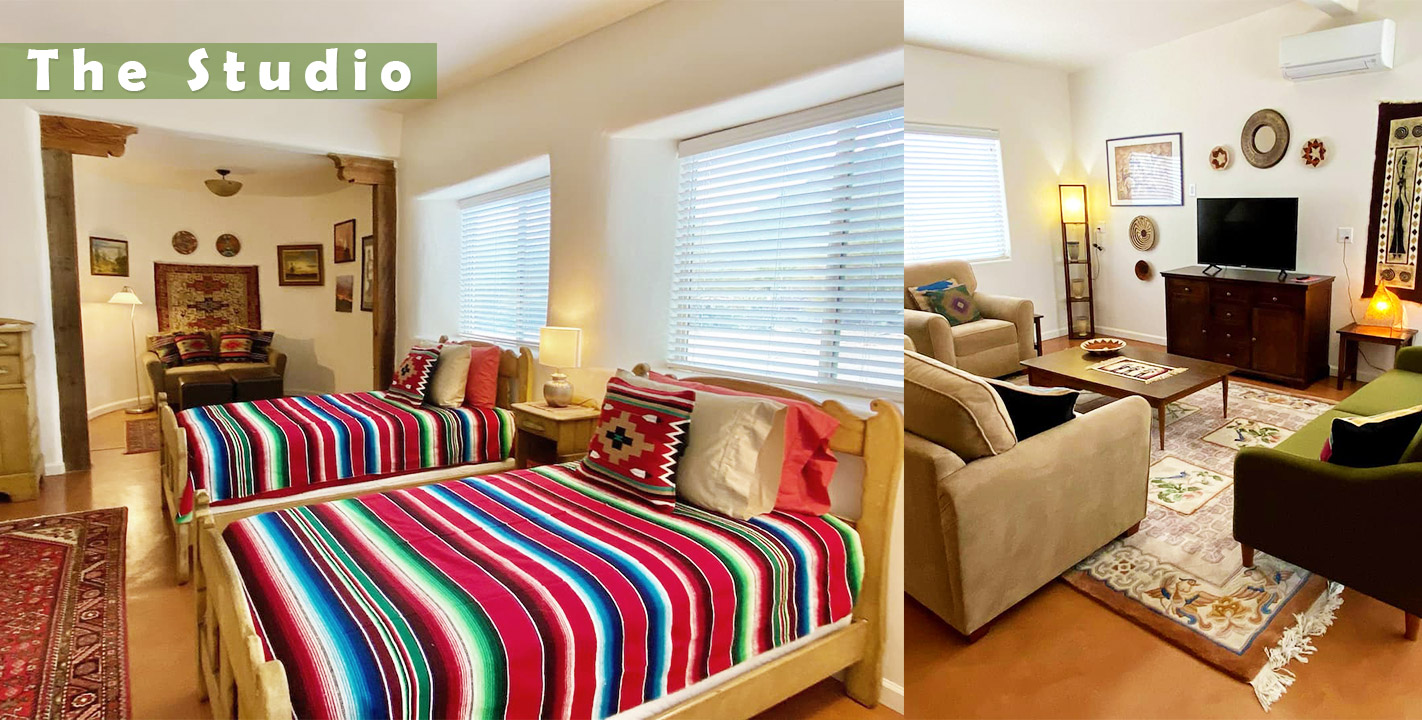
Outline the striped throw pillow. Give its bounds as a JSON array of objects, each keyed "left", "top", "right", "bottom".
[{"left": 172, "top": 333, "right": 216, "bottom": 364}]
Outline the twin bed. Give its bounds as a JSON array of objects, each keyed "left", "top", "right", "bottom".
[{"left": 166, "top": 357, "right": 901, "bottom": 718}]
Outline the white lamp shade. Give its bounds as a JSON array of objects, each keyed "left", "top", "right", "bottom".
[
  {"left": 108, "top": 287, "right": 142, "bottom": 305},
  {"left": 538, "top": 326, "right": 581, "bottom": 368}
]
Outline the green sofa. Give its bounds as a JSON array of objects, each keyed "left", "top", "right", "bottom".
[{"left": 1234, "top": 346, "right": 1422, "bottom": 641}]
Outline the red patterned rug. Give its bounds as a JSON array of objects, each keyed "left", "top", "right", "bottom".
[
  {"left": 153, "top": 262, "right": 260, "bottom": 332},
  {"left": 0, "top": 508, "right": 129, "bottom": 719}
]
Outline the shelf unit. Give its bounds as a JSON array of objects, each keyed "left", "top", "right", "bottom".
[{"left": 1058, "top": 184, "right": 1096, "bottom": 339}]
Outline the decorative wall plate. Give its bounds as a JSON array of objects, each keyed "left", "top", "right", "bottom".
[
  {"left": 1134, "top": 260, "right": 1153, "bottom": 281},
  {"left": 171, "top": 230, "right": 197, "bottom": 255},
  {"left": 1241, "top": 109, "right": 1290, "bottom": 168},
  {"left": 1129, "top": 215, "right": 1157, "bottom": 251},
  {"left": 1209, "top": 145, "right": 1230, "bottom": 170},
  {"left": 1302, "top": 138, "right": 1326, "bottom": 167},
  {"left": 216, "top": 233, "right": 241, "bottom": 257}
]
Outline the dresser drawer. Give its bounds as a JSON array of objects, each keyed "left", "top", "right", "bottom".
[
  {"left": 1167, "top": 279, "right": 1208, "bottom": 301},
  {"left": 0, "top": 333, "right": 20, "bottom": 357},
  {"left": 1212, "top": 302, "right": 1249, "bottom": 326},
  {"left": 1256, "top": 287, "right": 1305, "bottom": 308},
  {"left": 514, "top": 411, "right": 554, "bottom": 438},
  {"left": 1209, "top": 323, "right": 1249, "bottom": 344},
  {"left": 0, "top": 356, "right": 20, "bottom": 384},
  {"left": 1211, "top": 338, "right": 1251, "bottom": 367},
  {"left": 1212, "top": 284, "right": 1251, "bottom": 304}
]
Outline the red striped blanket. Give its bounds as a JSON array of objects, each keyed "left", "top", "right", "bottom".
[
  {"left": 177, "top": 391, "right": 514, "bottom": 522},
  {"left": 224, "top": 463, "right": 862, "bottom": 719}
]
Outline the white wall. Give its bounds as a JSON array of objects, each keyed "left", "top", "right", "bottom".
[
  {"left": 74, "top": 165, "right": 374, "bottom": 414},
  {"left": 396, "top": 0, "right": 904, "bottom": 708},
  {"left": 1070, "top": 1, "right": 1422, "bottom": 374},
  {"left": 0, "top": 99, "right": 401, "bottom": 474},
  {"left": 906, "top": 46, "right": 1074, "bottom": 337}
]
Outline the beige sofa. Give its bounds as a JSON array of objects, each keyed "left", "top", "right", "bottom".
[
  {"left": 905, "top": 259, "right": 1035, "bottom": 378},
  {"left": 144, "top": 347, "right": 287, "bottom": 405},
  {"left": 904, "top": 350, "right": 1150, "bottom": 639}
]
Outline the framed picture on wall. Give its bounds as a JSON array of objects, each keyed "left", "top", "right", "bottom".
[
  {"left": 89, "top": 237, "right": 129, "bottom": 277},
  {"left": 277, "top": 244, "right": 324, "bottom": 286},
  {"left": 333, "top": 219, "right": 356, "bottom": 263},
  {"left": 1105, "top": 133, "right": 1184, "bottom": 206},
  {"left": 335, "top": 275, "right": 354, "bottom": 312},
  {"left": 360, "top": 234, "right": 375, "bottom": 312}
]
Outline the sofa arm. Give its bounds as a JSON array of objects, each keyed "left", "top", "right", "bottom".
[
  {"left": 265, "top": 349, "right": 288, "bottom": 376},
  {"left": 1397, "top": 346, "right": 1422, "bottom": 373},
  {"left": 904, "top": 432, "right": 968, "bottom": 629},
  {"left": 142, "top": 352, "right": 165, "bottom": 400},
  {"left": 905, "top": 309, "right": 956, "bottom": 366},
  {"left": 974, "top": 292, "right": 1035, "bottom": 361}
]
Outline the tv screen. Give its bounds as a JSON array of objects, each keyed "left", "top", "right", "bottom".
[{"left": 1196, "top": 197, "right": 1298, "bottom": 271}]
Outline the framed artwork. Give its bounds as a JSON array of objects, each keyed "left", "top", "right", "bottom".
[
  {"left": 277, "top": 244, "right": 324, "bottom": 286},
  {"left": 1364, "top": 101, "right": 1422, "bottom": 302},
  {"left": 360, "top": 234, "right": 375, "bottom": 312},
  {"left": 1105, "top": 133, "right": 1184, "bottom": 206},
  {"left": 335, "top": 275, "right": 354, "bottom": 312},
  {"left": 333, "top": 219, "right": 356, "bottom": 263},
  {"left": 89, "top": 237, "right": 129, "bottom": 277}
]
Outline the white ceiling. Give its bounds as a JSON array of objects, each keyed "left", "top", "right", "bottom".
[
  {"left": 0, "top": 0, "right": 664, "bottom": 107},
  {"left": 906, "top": 0, "right": 1297, "bottom": 72}
]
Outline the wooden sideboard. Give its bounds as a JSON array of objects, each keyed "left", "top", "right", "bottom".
[
  {"left": 1162, "top": 266, "right": 1333, "bottom": 388},
  {"left": 0, "top": 319, "right": 42, "bottom": 500}
]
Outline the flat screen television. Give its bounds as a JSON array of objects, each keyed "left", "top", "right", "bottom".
[{"left": 1196, "top": 197, "right": 1298, "bottom": 273}]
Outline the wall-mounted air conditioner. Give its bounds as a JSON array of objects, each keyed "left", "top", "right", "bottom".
[{"left": 1280, "top": 19, "right": 1395, "bottom": 80}]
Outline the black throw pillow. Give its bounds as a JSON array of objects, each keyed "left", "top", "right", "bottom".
[
  {"left": 1321, "top": 405, "right": 1422, "bottom": 468},
  {"left": 985, "top": 379, "right": 1079, "bottom": 440}
]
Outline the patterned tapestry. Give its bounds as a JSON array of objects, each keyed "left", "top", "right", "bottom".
[
  {"left": 1364, "top": 102, "right": 1422, "bottom": 301},
  {"left": 153, "top": 263, "right": 260, "bottom": 332}
]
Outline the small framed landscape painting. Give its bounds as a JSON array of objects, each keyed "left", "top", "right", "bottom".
[
  {"left": 1105, "top": 132, "right": 1184, "bottom": 206},
  {"left": 277, "top": 244, "right": 324, "bottom": 286},
  {"left": 89, "top": 237, "right": 129, "bottom": 276},
  {"left": 360, "top": 234, "right": 375, "bottom": 312},
  {"left": 333, "top": 219, "right": 356, "bottom": 263},
  {"left": 335, "top": 275, "right": 354, "bottom": 312}
]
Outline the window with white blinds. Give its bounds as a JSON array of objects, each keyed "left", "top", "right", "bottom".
[
  {"left": 671, "top": 94, "right": 904, "bottom": 396},
  {"left": 906, "top": 125, "right": 1011, "bottom": 263},
  {"left": 457, "top": 177, "right": 550, "bottom": 347}
]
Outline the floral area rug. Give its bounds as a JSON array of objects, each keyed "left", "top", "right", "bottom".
[
  {"left": 0, "top": 508, "right": 129, "bottom": 719},
  {"left": 1060, "top": 382, "right": 1344, "bottom": 711}
]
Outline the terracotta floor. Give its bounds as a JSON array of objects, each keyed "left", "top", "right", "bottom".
[
  {"left": 2, "top": 410, "right": 893, "bottom": 720},
  {"left": 907, "top": 337, "right": 1422, "bottom": 719}
]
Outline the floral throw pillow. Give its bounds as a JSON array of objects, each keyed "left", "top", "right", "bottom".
[
  {"left": 386, "top": 346, "right": 442, "bottom": 407},
  {"left": 580, "top": 376, "right": 694, "bottom": 510},
  {"left": 909, "top": 279, "right": 981, "bottom": 326},
  {"left": 147, "top": 334, "right": 183, "bottom": 368},
  {"left": 172, "top": 333, "right": 216, "bottom": 364}
]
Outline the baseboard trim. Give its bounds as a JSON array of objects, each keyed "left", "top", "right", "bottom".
[
  {"left": 1094, "top": 325, "right": 1167, "bottom": 346},
  {"left": 86, "top": 395, "right": 154, "bottom": 420},
  {"left": 881, "top": 678, "right": 905, "bottom": 714},
  {"left": 44, "top": 462, "right": 67, "bottom": 476}
]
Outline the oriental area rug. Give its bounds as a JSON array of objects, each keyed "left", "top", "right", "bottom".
[
  {"left": 0, "top": 508, "right": 130, "bottom": 719},
  {"left": 1060, "top": 382, "right": 1344, "bottom": 711}
]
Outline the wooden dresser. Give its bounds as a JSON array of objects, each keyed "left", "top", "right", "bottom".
[
  {"left": 1162, "top": 266, "right": 1333, "bottom": 388},
  {"left": 0, "top": 319, "right": 42, "bottom": 500}
]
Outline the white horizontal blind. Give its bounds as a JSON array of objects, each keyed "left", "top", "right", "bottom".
[
  {"left": 906, "top": 125, "right": 1011, "bottom": 263},
  {"left": 457, "top": 177, "right": 550, "bottom": 347},
  {"left": 671, "top": 105, "right": 904, "bottom": 395}
]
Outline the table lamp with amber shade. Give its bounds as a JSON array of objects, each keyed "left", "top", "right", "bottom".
[{"left": 1364, "top": 284, "right": 1404, "bottom": 336}]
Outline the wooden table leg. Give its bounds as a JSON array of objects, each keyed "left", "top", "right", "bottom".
[
  {"left": 1033, "top": 316, "right": 1043, "bottom": 356},
  {"left": 1157, "top": 403, "right": 1166, "bottom": 451},
  {"left": 1350, "top": 339, "right": 1360, "bottom": 383},
  {"left": 1337, "top": 338, "right": 1347, "bottom": 391},
  {"left": 1221, "top": 375, "right": 1228, "bottom": 418}
]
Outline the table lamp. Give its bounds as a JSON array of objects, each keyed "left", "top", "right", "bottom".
[
  {"left": 538, "top": 326, "right": 581, "bottom": 407},
  {"left": 1364, "top": 284, "right": 1404, "bottom": 335},
  {"left": 108, "top": 286, "right": 152, "bottom": 414}
]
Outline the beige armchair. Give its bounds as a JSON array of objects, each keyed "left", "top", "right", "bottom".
[
  {"left": 905, "top": 259, "right": 1035, "bottom": 378},
  {"left": 904, "top": 352, "right": 1150, "bottom": 640}
]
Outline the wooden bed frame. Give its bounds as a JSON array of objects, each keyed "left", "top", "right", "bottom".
[
  {"left": 193, "top": 368, "right": 903, "bottom": 719},
  {"left": 159, "top": 341, "right": 533, "bottom": 585}
]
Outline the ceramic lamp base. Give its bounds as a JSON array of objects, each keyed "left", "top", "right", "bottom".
[{"left": 543, "top": 372, "right": 574, "bottom": 408}]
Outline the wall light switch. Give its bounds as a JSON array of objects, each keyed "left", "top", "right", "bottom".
[
  {"left": 1095, "top": 223, "right": 1106, "bottom": 242},
  {"left": 1338, "top": 227, "right": 1354, "bottom": 244},
  {"left": 1189, "top": 183, "right": 1197, "bottom": 197}
]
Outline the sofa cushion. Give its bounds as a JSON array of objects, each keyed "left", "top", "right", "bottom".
[
  {"left": 1321, "top": 405, "right": 1422, "bottom": 467},
  {"left": 951, "top": 318, "right": 1018, "bottom": 358},
  {"left": 1333, "top": 368, "right": 1422, "bottom": 416},
  {"left": 218, "top": 363, "right": 277, "bottom": 380},
  {"left": 217, "top": 331, "right": 259, "bottom": 363},
  {"left": 984, "top": 379, "right": 1078, "bottom": 440},
  {"left": 238, "top": 328, "right": 275, "bottom": 362},
  {"left": 147, "top": 334, "right": 183, "bottom": 368},
  {"left": 905, "top": 350, "right": 1016, "bottom": 461},
  {"left": 1273, "top": 409, "right": 1359, "bottom": 460},
  {"left": 917, "top": 284, "right": 982, "bottom": 327},
  {"left": 173, "top": 332, "right": 217, "bottom": 364}
]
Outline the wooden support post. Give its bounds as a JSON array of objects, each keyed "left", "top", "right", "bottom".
[{"left": 329, "top": 154, "right": 397, "bottom": 389}]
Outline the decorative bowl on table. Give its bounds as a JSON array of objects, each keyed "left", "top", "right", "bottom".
[{"left": 1080, "top": 337, "right": 1127, "bottom": 354}]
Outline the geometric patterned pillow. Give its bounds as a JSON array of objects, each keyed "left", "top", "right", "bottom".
[
  {"left": 238, "top": 327, "right": 274, "bottom": 362},
  {"left": 580, "top": 376, "right": 694, "bottom": 511},
  {"left": 386, "top": 345, "right": 442, "bottom": 407},
  {"left": 147, "top": 334, "right": 183, "bottom": 368},
  {"left": 906, "top": 278, "right": 959, "bottom": 312},
  {"left": 915, "top": 283, "right": 982, "bottom": 326},
  {"left": 217, "top": 332, "right": 257, "bottom": 363},
  {"left": 172, "top": 332, "right": 216, "bottom": 364}
]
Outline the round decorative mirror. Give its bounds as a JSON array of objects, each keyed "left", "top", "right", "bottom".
[{"left": 1241, "top": 109, "right": 1290, "bottom": 168}]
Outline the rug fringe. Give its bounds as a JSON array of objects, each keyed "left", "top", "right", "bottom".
[{"left": 1249, "top": 581, "right": 1344, "bottom": 711}]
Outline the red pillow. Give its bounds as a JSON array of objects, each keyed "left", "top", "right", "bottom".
[
  {"left": 581, "top": 377, "right": 694, "bottom": 510},
  {"left": 387, "top": 346, "right": 441, "bottom": 407},
  {"left": 646, "top": 371, "right": 839, "bottom": 515},
  {"left": 461, "top": 345, "right": 501, "bottom": 407}
]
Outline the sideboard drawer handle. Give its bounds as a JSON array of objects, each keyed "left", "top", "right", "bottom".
[
  {"left": 1271, "top": 296, "right": 1279, "bottom": 302},
  {"left": 0, "top": 367, "right": 9, "bottom": 375},
  {"left": 1225, "top": 332, "right": 1232, "bottom": 338},
  {"left": 0, "top": 340, "right": 9, "bottom": 349},
  {"left": 1184, "top": 287, "right": 1191, "bottom": 293}
]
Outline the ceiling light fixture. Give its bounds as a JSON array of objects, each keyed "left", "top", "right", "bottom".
[{"left": 205, "top": 168, "right": 243, "bottom": 197}]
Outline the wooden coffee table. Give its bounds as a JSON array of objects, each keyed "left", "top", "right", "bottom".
[{"left": 1020, "top": 346, "right": 1234, "bottom": 450}]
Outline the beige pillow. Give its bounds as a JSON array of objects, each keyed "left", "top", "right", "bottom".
[
  {"left": 617, "top": 371, "right": 787, "bottom": 519},
  {"left": 904, "top": 350, "right": 1016, "bottom": 460},
  {"left": 427, "top": 344, "right": 473, "bottom": 407}
]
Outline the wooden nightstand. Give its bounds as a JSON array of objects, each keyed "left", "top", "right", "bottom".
[{"left": 511, "top": 402, "right": 600, "bottom": 469}]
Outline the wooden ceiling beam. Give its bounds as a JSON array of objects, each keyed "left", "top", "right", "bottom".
[
  {"left": 39, "top": 115, "right": 138, "bottom": 158},
  {"left": 329, "top": 154, "right": 395, "bottom": 186}
]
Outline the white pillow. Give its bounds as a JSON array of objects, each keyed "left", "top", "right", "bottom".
[
  {"left": 616, "top": 371, "right": 788, "bottom": 519},
  {"left": 427, "top": 343, "right": 472, "bottom": 407}
]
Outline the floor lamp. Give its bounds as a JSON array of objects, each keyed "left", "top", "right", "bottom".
[{"left": 108, "top": 287, "right": 152, "bottom": 414}]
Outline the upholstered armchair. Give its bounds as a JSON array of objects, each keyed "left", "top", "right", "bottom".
[{"left": 905, "top": 259, "right": 1035, "bottom": 378}]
